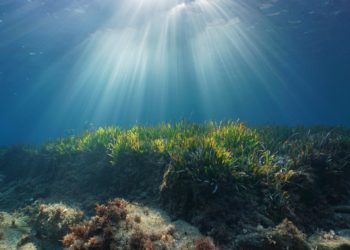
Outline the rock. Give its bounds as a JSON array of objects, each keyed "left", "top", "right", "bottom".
[
  {"left": 18, "top": 242, "right": 37, "bottom": 250},
  {"left": 0, "top": 212, "right": 38, "bottom": 250},
  {"left": 62, "top": 200, "right": 205, "bottom": 250},
  {"left": 31, "top": 203, "right": 84, "bottom": 241},
  {"left": 309, "top": 233, "right": 350, "bottom": 250},
  {"left": 234, "top": 219, "right": 311, "bottom": 250},
  {"left": 322, "top": 230, "right": 337, "bottom": 240},
  {"left": 16, "top": 234, "right": 32, "bottom": 247},
  {"left": 256, "top": 224, "right": 264, "bottom": 231}
]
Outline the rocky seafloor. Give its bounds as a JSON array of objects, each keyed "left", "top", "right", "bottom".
[{"left": 0, "top": 122, "right": 350, "bottom": 249}]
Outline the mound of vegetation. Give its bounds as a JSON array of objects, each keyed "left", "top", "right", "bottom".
[{"left": 0, "top": 122, "right": 349, "bottom": 249}]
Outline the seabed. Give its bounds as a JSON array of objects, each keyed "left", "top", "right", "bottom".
[{"left": 0, "top": 122, "right": 350, "bottom": 249}]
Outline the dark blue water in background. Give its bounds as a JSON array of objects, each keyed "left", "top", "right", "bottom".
[{"left": 0, "top": 0, "right": 349, "bottom": 145}]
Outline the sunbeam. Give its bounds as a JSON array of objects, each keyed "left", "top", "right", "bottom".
[
  {"left": 1, "top": 0, "right": 348, "bottom": 143},
  {"left": 33, "top": 0, "right": 305, "bottom": 134}
]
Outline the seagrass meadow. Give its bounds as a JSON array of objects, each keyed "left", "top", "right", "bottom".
[{"left": 0, "top": 122, "right": 350, "bottom": 249}]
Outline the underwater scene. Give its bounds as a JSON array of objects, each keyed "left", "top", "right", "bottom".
[{"left": 0, "top": 0, "right": 350, "bottom": 249}]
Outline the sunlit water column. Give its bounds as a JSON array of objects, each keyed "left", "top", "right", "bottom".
[{"left": 37, "top": 0, "right": 307, "bottom": 134}]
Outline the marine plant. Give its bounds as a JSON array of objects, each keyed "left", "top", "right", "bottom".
[
  {"left": 1, "top": 122, "right": 350, "bottom": 248},
  {"left": 161, "top": 122, "right": 277, "bottom": 195},
  {"left": 62, "top": 199, "right": 176, "bottom": 250},
  {"left": 31, "top": 203, "right": 84, "bottom": 241},
  {"left": 195, "top": 237, "right": 217, "bottom": 250},
  {"left": 63, "top": 199, "right": 128, "bottom": 249}
]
